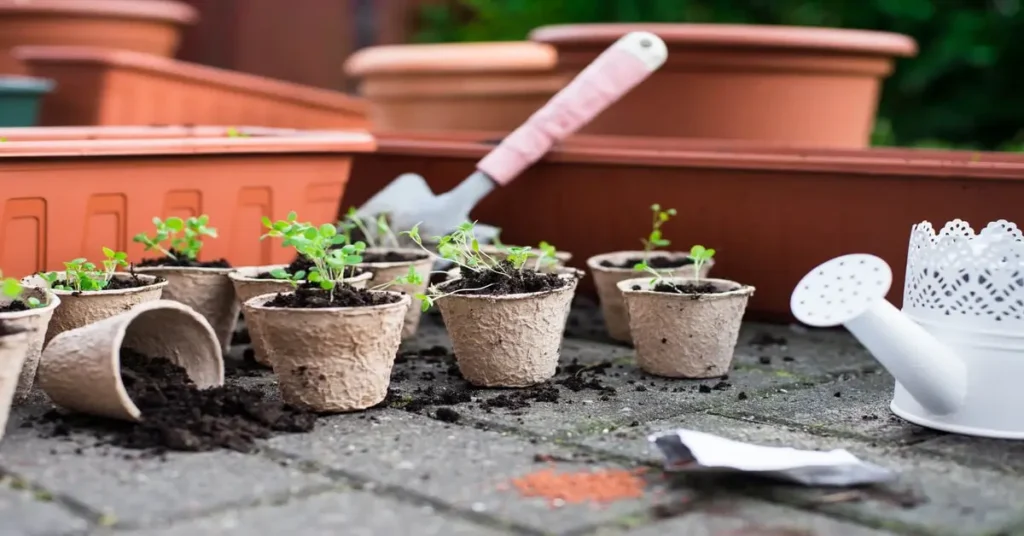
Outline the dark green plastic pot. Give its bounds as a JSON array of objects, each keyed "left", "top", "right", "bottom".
[{"left": 0, "top": 76, "right": 55, "bottom": 127}]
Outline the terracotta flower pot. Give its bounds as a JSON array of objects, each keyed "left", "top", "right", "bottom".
[
  {"left": 243, "top": 290, "right": 410, "bottom": 413},
  {"left": 530, "top": 23, "right": 917, "bottom": 147},
  {"left": 344, "top": 41, "right": 567, "bottom": 132},
  {"left": 356, "top": 248, "right": 434, "bottom": 339},
  {"left": 435, "top": 273, "right": 580, "bottom": 387},
  {"left": 0, "top": 327, "right": 29, "bottom": 442},
  {"left": 38, "top": 299, "right": 223, "bottom": 421},
  {"left": 0, "top": 286, "right": 59, "bottom": 402},
  {"left": 0, "top": 126, "right": 375, "bottom": 280},
  {"left": 586, "top": 251, "right": 714, "bottom": 343},
  {"left": 0, "top": 0, "right": 196, "bottom": 74},
  {"left": 134, "top": 266, "right": 238, "bottom": 353},
  {"left": 16, "top": 47, "right": 369, "bottom": 129},
  {"left": 229, "top": 266, "right": 372, "bottom": 365},
  {"left": 22, "top": 273, "right": 166, "bottom": 346},
  {"left": 617, "top": 277, "right": 754, "bottom": 378}
]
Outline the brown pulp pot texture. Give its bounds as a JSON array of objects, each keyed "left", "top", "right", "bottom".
[
  {"left": 22, "top": 273, "right": 166, "bottom": 346},
  {"left": 587, "top": 251, "right": 714, "bottom": 343},
  {"left": 0, "top": 0, "right": 196, "bottom": 74},
  {"left": 435, "top": 275, "right": 579, "bottom": 387},
  {"left": 344, "top": 41, "right": 567, "bottom": 132},
  {"left": 0, "top": 330, "right": 30, "bottom": 442},
  {"left": 134, "top": 267, "right": 239, "bottom": 353},
  {"left": 243, "top": 291, "right": 411, "bottom": 413},
  {"left": 356, "top": 248, "right": 434, "bottom": 339},
  {"left": 0, "top": 287, "right": 58, "bottom": 403},
  {"left": 530, "top": 23, "right": 917, "bottom": 147},
  {"left": 618, "top": 277, "right": 754, "bottom": 378},
  {"left": 38, "top": 299, "right": 224, "bottom": 421},
  {"left": 229, "top": 267, "right": 372, "bottom": 365}
]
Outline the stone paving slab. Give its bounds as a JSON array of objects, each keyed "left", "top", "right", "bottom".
[
  {"left": 120, "top": 489, "right": 510, "bottom": 536},
  {"left": 0, "top": 475, "right": 89, "bottom": 536},
  {"left": 0, "top": 423, "right": 331, "bottom": 529},
  {"left": 266, "top": 409, "right": 674, "bottom": 535},
  {"left": 580, "top": 412, "right": 1024, "bottom": 536}
]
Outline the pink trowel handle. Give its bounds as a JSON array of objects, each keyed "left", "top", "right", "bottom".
[{"left": 476, "top": 31, "right": 667, "bottom": 186}]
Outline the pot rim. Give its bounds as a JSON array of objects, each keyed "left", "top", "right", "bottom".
[
  {"left": 529, "top": 23, "right": 917, "bottom": 58},
  {"left": 586, "top": 250, "right": 712, "bottom": 273},
  {"left": 357, "top": 247, "right": 433, "bottom": 269},
  {"left": 135, "top": 265, "right": 235, "bottom": 275},
  {"left": 0, "top": 287, "right": 60, "bottom": 319},
  {"left": 344, "top": 41, "right": 557, "bottom": 76},
  {"left": 0, "top": 0, "right": 198, "bottom": 24},
  {"left": 617, "top": 276, "right": 754, "bottom": 299},
  {"left": 244, "top": 289, "right": 412, "bottom": 313},
  {"left": 229, "top": 265, "right": 373, "bottom": 284},
  {"left": 434, "top": 270, "right": 580, "bottom": 302},
  {"left": 22, "top": 272, "right": 167, "bottom": 296}
]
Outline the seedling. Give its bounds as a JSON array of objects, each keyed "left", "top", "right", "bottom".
[
  {"left": 261, "top": 212, "right": 365, "bottom": 301},
  {"left": 0, "top": 271, "right": 41, "bottom": 308},
  {"left": 340, "top": 207, "right": 401, "bottom": 249},
  {"left": 637, "top": 204, "right": 676, "bottom": 266},
  {"left": 689, "top": 245, "right": 715, "bottom": 282},
  {"left": 133, "top": 215, "right": 217, "bottom": 261},
  {"left": 38, "top": 247, "right": 130, "bottom": 292}
]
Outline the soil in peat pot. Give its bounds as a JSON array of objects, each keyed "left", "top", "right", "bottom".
[
  {"left": 34, "top": 349, "right": 315, "bottom": 454},
  {"left": 447, "top": 261, "right": 568, "bottom": 296},
  {"left": 264, "top": 282, "right": 401, "bottom": 308},
  {"left": 0, "top": 300, "right": 30, "bottom": 313},
  {"left": 137, "top": 250, "right": 230, "bottom": 269},
  {"left": 632, "top": 282, "right": 728, "bottom": 295},
  {"left": 48, "top": 273, "right": 166, "bottom": 292},
  {"left": 600, "top": 255, "right": 694, "bottom": 270}
]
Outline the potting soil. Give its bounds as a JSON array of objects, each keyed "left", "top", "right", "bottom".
[
  {"left": 265, "top": 282, "right": 400, "bottom": 308},
  {"left": 37, "top": 349, "right": 314, "bottom": 454},
  {"left": 650, "top": 282, "right": 725, "bottom": 295},
  {"left": 137, "top": 252, "right": 230, "bottom": 269},
  {"left": 448, "top": 262, "right": 567, "bottom": 296},
  {"left": 51, "top": 274, "right": 162, "bottom": 291},
  {"left": 600, "top": 255, "right": 694, "bottom": 269}
]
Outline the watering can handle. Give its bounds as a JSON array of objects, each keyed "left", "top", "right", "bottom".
[{"left": 476, "top": 31, "right": 667, "bottom": 186}]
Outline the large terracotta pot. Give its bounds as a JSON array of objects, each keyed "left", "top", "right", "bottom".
[
  {"left": 529, "top": 24, "right": 917, "bottom": 148},
  {"left": 343, "top": 41, "right": 567, "bottom": 133},
  {"left": 0, "top": 0, "right": 196, "bottom": 74}
]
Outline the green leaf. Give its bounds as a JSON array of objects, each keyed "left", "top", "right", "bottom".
[
  {"left": 287, "top": 211, "right": 298, "bottom": 221},
  {"left": 165, "top": 217, "right": 184, "bottom": 231},
  {"left": 261, "top": 216, "right": 272, "bottom": 228},
  {"left": 2, "top": 278, "right": 21, "bottom": 298},
  {"left": 303, "top": 227, "right": 319, "bottom": 240},
  {"left": 102, "top": 247, "right": 114, "bottom": 258},
  {"left": 319, "top": 223, "right": 337, "bottom": 238},
  {"left": 26, "top": 297, "right": 41, "bottom": 308},
  {"left": 115, "top": 251, "right": 128, "bottom": 260}
]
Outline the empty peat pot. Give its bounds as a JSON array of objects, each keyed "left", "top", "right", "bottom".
[
  {"left": 22, "top": 273, "right": 167, "bottom": 346},
  {"left": 355, "top": 248, "right": 434, "bottom": 339},
  {"left": 435, "top": 271, "right": 580, "bottom": 387},
  {"left": 587, "top": 251, "right": 714, "bottom": 343},
  {"left": 38, "top": 299, "right": 223, "bottom": 421},
  {"left": 0, "top": 326, "right": 31, "bottom": 441},
  {"left": 791, "top": 219, "right": 1024, "bottom": 439},
  {"left": 0, "top": 285, "right": 59, "bottom": 402},
  {"left": 228, "top": 266, "right": 372, "bottom": 365},
  {"left": 243, "top": 289, "right": 411, "bottom": 412},
  {"left": 135, "top": 265, "right": 239, "bottom": 352},
  {"left": 618, "top": 277, "right": 754, "bottom": 378}
]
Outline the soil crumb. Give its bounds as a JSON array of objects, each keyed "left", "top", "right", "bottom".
[
  {"left": 446, "top": 261, "right": 568, "bottom": 296},
  {"left": 265, "top": 282, "right": 400, "bottom": 308},
  {"left": 35, "top": 349, "right": 314, "bottom": 454},
  {"left": 600, "top": 255, "right": 693, "bottom": 269},
  {"left": 137, "top": 252, "right": 230, "bottom": 269}
]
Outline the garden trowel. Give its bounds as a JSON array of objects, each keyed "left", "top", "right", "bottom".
[{"left": 355, "top": 30, "right": 669, "bottom": 244}]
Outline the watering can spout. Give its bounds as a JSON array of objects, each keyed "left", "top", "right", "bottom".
[{"left": 791, "top": 254, "right": 967, "bottom": 416}]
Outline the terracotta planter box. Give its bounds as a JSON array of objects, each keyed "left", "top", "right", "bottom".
[
  {"left": 0, "top": 0, "right": 195, "bottom": 75},
  {"left": 341, "top": 131, "right": 1024, "bottom": 322},
  {"left": 529, "top": 24, "right": 917, "bottom": 148},
  {"left": 0, "top": 126, "right": 375, "bottom": 279},
  {"left": 14, "top": 46, "right": 369, "bottom": 129},
  {"left": 344, "top": 42, "right": 567, "bottom": 133}
]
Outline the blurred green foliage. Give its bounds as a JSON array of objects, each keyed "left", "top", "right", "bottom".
[{"left": 414, "top": 0, "right": 1024, "bottom": 150}]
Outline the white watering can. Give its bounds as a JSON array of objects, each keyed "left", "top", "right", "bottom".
[{"left": 790, "top": 219, "right": 1024, "bottom": 439}]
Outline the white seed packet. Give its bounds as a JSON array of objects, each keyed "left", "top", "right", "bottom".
[{"left": 649, "top": 428, "right": 895, "bottom": 486}]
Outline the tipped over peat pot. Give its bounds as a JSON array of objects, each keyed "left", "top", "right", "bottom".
[
  {"left": 0, "top": 126, "right": 376, "bottom": 280},
  {"left": 529, "top": 23, "right": 917, "bottom": 147},
  {"left": 618, "top": 277, "right": 754, "bottom": 377},
  {"left": 587, "top": 251, "right": 714, "bottom": 342},
  {"left": 0, "top": 286, "right": 58, "bottom": 402},
  {"left": 243, "top": 285, "right": 410, "bottom": 413},
  {"left": 340, "top": 131, "right": 1024, "bottom": 322},
  {"left": 355, "top": 248, "right": 433, "bottom": 339},
  {"left": 229, "top": 265, "right": 372, "bottom": 365},
  {"left": 435, "top": 268, "right": 580, "bottom": 387},
  {"left": 22, "top": 272, "right": 166, "bottom": 345}
]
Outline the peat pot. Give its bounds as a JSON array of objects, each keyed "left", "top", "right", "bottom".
[
  {"left": 355, "top": 248, "right": 434, "bottom": 339},
  {"left": 0, "top": 327, "right": 29, "bottom": 442},
  {"left": 530, "top": 23, "right": 917, "bottom": 147},
  {"left": 344, "top": 42, "right": 566, "bottom": 132},
  {"left": 0, "top": 286, "right": 57, "bottom": 402}
]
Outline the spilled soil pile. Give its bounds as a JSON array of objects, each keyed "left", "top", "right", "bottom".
[
  {"left": 36, "top": 349, "right": 314, "bottom": 454},
  {"left": 265, "top": 282, "right": 400, "bottom": 308},
  {"left": 448, "top": 262, "right": 567, "bottom": 296}
]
